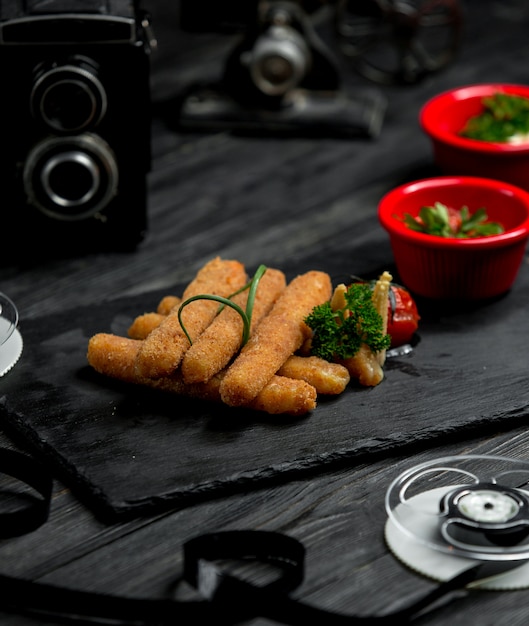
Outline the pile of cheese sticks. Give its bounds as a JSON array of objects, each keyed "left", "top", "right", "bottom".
[{"left": 86, "top": 257, "right": 391, "bottom": 416}]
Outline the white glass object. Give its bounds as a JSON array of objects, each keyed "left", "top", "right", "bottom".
[{"left": 0, "top": 293, "right": 23, "bottom": 376}]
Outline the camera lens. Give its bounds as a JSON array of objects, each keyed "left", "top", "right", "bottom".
[
  {"left": 31, "top": 57, "right": 107, "bottom": 133},
  {"left": 23, "top": 134, "right": 118, "bottom": 221},
  {"left": 244, "top": 25, "right": 311, "bottom": 96},
  {"left": 41, "top": 152, "right": 99, "bottom": 208}
]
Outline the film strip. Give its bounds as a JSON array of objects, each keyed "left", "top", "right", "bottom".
[{"left": 1, "top": 452, "right": 529, "bottom": 622}]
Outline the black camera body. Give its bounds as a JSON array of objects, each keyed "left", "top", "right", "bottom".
[{"left": 0, "top": 0, "right": 153, "bottom": 257}]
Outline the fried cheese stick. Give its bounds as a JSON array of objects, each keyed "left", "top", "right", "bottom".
[
  {"left": 134, "top": 257, "right": 247, "bottom": 379},
  {"left": 87, "top": 333, "right": 317, "bottom": 416},
  {"left": 128, "top": 312, "right": 165, "bottom": 340},
  {"left": 127, "top": 296, "right": 182, "bottom": 339},
  {"left": 219, "top": 270, "right": 332, "bottom": 407},
  {"left": 126, "top": 305, "right": 349, "bottom": 395},
  {"left": 181, "top": 267, "right": 287, "bottom": 384},
  {"left": 277, "top": 355, "right": 350, "bottom": 395},
  {"left": 157, "top": 296, "right": 181, "bottom": 316},
  {"left": 128, "top": 296, "right": 182, "bottom": 339}
]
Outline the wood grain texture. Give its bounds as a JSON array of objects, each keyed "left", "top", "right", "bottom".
[{"left": 1, "top": 1, "right": 529, "bottom": 624}]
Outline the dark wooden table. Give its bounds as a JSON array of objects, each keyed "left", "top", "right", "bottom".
[{"left": 2, "top": 0, "right": 529, "bottom": 623}]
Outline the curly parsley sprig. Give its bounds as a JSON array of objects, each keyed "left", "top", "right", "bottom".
[
  {"left": 177, "top": 264, "right": 267, "bottom": 347},
  {"left": 305, "top": 283, "right": 391, "bottom": 361}
]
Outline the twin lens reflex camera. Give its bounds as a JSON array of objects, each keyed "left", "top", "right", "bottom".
[{"left": 0, "top": 0, "right": 153, "bottom": 256}]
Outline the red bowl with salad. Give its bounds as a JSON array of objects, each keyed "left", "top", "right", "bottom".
[
  {"left": 420, "top": 83, "right": 529, "bottom": 190},
  {"left": 378, "top": 176, "right": 529, "bottom": 300}
]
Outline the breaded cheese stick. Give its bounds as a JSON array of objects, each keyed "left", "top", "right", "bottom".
[
  {"left": 181, "top": 267, "right": 287, "bottom": 384},
  {"left": 127, "top": 271, "right": 284, "bottom": 344},
  {"left": 157, "top": 295, "right": 181, "bottom": 315},
  {"left": 219, "top": 270, "right": 332, "bottom": 407},
  {"left": 128, "top": 295, "right": 182, "bottom": 339},
  {"left": 134, "top": 257, "right": 247, "bottom": 379},
  {"left": 126, "top": 300, "right": 349, "bottom": 395},
  {"left": 277, "top": 355, "right": 350, "bottom": 395},
  {"left": 87, "top": 333, "right": 316, "bottom": 416},
  {"left": 248, "top": 375, "right": 317, "bottom": 416},
  {"left": 128, "top": 312, "right": 165, "bottom": 339}
]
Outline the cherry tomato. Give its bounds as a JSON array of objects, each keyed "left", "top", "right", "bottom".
[{"left": 386, "top": 285, "right": 420, "bottom": 347}]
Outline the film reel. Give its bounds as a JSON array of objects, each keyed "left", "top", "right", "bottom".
[
  {"left": 0, "top": 293, "right": 23, "bottom": 378},
  {"left": 334, "top": 0, "right": 462, "bottom": 85},
  {"left": 385, "top": 455, "right": 529, "bottom": 589}
]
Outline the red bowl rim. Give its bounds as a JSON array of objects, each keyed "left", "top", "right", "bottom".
[
  {"left": 419, "top": 83, "right": 529, "bottom": 154},
  {"left": 378, "top": 176, "right": 529, "bottom": 249}
]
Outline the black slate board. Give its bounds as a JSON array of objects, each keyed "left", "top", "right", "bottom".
[{"left": 1, "top": 264, "right": 529, "bottom": 523}]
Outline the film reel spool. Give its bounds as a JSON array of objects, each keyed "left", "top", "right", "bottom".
[
  {"left": 384, "top": 455, "right": 529, "bottom": 589},
  {"left": 0, "top": 293, "right": 23, "bottom": 378},
  {"left": 334, "top": 0, "right": 462, "bottom": 85}
]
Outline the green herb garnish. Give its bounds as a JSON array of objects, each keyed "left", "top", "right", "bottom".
[
  {"left": 460, "top": 92, "right": 529, "bottom": 142},
  {"left": 401, "top": 202, "right": 504, "bottom": 238},
  {"left": 304, "top": 283, "right": 391, "bottom": 361},
  {"left": 177, "top": 264, "right": 267, "bottom": 347}
]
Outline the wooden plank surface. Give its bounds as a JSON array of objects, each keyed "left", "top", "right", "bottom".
[{"left": 1, "top": 0, "right": 529, "bottom": 624}]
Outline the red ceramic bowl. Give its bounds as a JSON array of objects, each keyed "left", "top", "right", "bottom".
[
  {"left": 420, "top": 83, "right": 529, "bottom": 191},
  {"left": 378, "top": 176, "right": 529, "bottom": 300}
]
